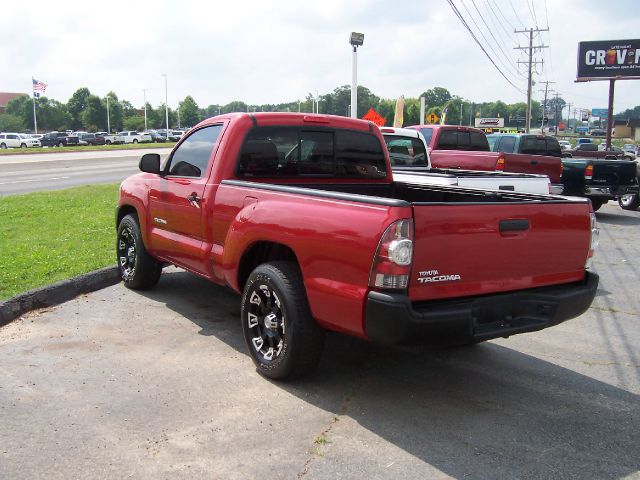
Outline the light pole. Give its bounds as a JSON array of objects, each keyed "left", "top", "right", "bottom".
[
  {"left": 349, "top": 32, "right": 364, "bottom": 119},
  {"left": 142, "top": 89, "right": 148, "bottom": 131},
  {"left": 106, "top": 95, "right": 110, "bottom": 133},
  {"left": 161, "top": 74, "right": 169, "bottom": 133}
]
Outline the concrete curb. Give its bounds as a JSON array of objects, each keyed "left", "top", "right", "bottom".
[{"left": 0, "top": 266, "right": 121, "bottom": 327}]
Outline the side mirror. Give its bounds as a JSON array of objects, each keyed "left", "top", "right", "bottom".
[{"left": 139, "top": 153, "right": 161, "bottom": 174}]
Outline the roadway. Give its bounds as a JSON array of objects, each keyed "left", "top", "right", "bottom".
[{"left": 0, "top": 148, "right": 171, "bottom": 196}]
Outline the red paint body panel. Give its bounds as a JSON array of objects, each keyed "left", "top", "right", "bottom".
[
  {"left": 407, "top": 125, "right": 562, "bottom": 183},
  {"left": 409, "top": 202, "right": 591, "bottom": 301},
  {"left": 118, "top": 112, "right": 593, "bottom": 341}
]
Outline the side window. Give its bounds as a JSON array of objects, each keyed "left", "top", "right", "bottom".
[
  {"left": 8, "top": 134, "right": 18, "bottom": 140},
  {"left": 498, "top": 136, "right": 516, "bottom": 153},
  {"left": 166, "top": 125, "right": 222, "bottom": 177}
]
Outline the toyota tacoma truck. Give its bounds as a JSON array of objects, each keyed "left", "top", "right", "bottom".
[
  {"left": 407, "top": 125, "right": 564, "bottom": 194},
  {"left": 117, "top": 112, "right": 599, "bottom": 380},
  {"left": 382, "top": 127, "right": 552, "bottom": 194}
]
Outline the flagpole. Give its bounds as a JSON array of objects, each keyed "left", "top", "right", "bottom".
[{"left": 32, "top": 89, "right": 38, "bottom": 134}]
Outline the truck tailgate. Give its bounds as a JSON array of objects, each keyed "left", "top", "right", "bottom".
[
  {"left": 503, "top": 153, "right": 562, "bottom": 183},
  {"left": 409, "top": 201, "right": 591, "bottom": 302},
  {"left": 592, "top": 160, "right": 637, "bottom": 185}
]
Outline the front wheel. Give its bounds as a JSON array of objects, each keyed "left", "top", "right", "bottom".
[
  {"left": 116, "top": 213, "right": 162, "bottom": 290},
  {"left": 618, "top": 193, "right": 640, "bottom": 210},
  {"left": 106, "top": 140, "right": 112, "bottom": 145},
  {"left": 57, "top": 141, "right": 64, "bottom": 147},
  {"left": 133, "top": 139, "right": 138, "bottom": 144},
  {"left": 0, "top": 143, "right": 6, "bottom": 149},
  {"left": 241, "top": 262, "right": 325, "bottom": 380},
  {"left": 20, "top": 143, "right": 27, "bottom": 149}
]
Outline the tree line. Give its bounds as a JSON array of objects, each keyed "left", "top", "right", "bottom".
[{"left": 0, "top": 84, "right": 579, "bottom": 133}]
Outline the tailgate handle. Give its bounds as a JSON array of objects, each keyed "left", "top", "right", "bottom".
[
  {"left": 500, "top": 219, "right": 530, "bottom": 233},
  {"left": 531, "top": 160, "right": 539, "bottom": 165}
]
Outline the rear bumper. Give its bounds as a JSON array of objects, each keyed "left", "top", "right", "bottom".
[
  {"left": 365, "top": 272, "right": 599, "bottom": 345},
  {"left": 584, "top": 184, "right": 638, "bottom": 198}
]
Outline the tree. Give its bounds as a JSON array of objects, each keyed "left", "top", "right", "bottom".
[
  {"left": 0, "top": 114, "right": 25, "bottom": 131},
  {"left": 223, "top": 101, "right": 248, "bottom": 113},
  {"left": 420, "top": 87, "right": 452, "bottom": 108},
  {"left": 5, "top": 94, "right": 32, "bottom": 129},
  {"left": 123, "top": 116, "right": 145, "bottom": 131},
  {"left": 614, "top": 105, "right": 640, "bottom": 120},
  {"left": 81, "top": 95, "right": 106, "bottom": 131},
  {"left": 67, "top": 88, "right": 91, "bottom": 130},
  {"left": 179, "top": 96, "right": 200, "bottom": 127}
]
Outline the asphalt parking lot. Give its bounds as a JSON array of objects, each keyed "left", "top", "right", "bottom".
[{"left": 1, "top": 202, "right": 639, "bottom": 480}]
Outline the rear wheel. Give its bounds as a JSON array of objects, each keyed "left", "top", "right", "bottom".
[
  {"left": 0, "top": 143, "right": 6, "bottom": 149},
  {"left": 20, "top": 143, "right": 27, "bottom": 149},
  {"left": 106, "top": 140, "right": 112, "bottom": 145},
  {"left": 618, "top": 193, "right": 640, "bottom": 211},
  {"left": 241, "top": 261, "right": 325, "bottom": 380},
  {"left": 133, "top": 139, "right": 138, "bottom": 144},
  {"left": 116, "top": 213, "right": 162, "bottom": 290},
  {"left": 590, "top": 199, "right": 605, "bottom": 211},
  {"left": 57, "top": 141, "right": 64, "bottom": 147}
]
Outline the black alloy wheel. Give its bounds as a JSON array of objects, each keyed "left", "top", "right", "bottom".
[
  {"left": 241, "top": 262, "right": 324, "bottom": 380},
  {"left": 116, "top": 214, "right": 162, "bottom": 290}
]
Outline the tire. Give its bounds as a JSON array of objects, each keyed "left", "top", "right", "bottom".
[
  {"left": 590, "top": 198, "right": 605, "bottom": 211},
  {"left": 133, "top": 139, "right": 138, "bottom": 144},
  {"left": 116, "top": 213, "right": 162, "bottom": 290},
  {"left": 0, "top": 143, "right": 6, "bottom": 149},
  {"left": 241, "top": 261, "right": 325, "bottom": 380},
  {"left": 20, "top": 143, "right": 27, "bottom": 149},
  {"left": 57, "top": 141, "right": 64, "bottom": 147},
  {"left": 106, "top": 140, "right": 112, "bottom": 145},
  {"left": 618, "top": 193, "right": 640, "bottom": 210}
]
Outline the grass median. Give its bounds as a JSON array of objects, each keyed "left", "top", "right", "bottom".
[
  {"left": 0, "top": 142, "right": 176, "bottom": 155},
  {"left": 0, "top": 184, "right": 119, "bottom": 300}
]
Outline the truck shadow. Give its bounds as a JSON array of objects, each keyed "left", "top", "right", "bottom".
[
  {"left": 595, "top": 209, "right": 640, "bottom": 226},
  {"left": 140, "top": 270, "right": 639, "bottom": 479}
]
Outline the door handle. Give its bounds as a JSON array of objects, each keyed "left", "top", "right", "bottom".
[{"left": 187, "top": 193, "right": 201, "bottom": 207}]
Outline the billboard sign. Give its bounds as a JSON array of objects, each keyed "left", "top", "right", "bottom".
[
  {"left": 475, "top": 117, "right": 505, "bottom": 128},
  {"left": 577, "top": 39, "right": 640, "bottom": 80},
  {"left": 592, "top": 108, "right": 608, "bottom": 119}
]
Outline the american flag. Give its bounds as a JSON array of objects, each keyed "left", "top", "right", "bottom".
[{"left": 32, "top": 78, "right": 47, "bottom": 92}]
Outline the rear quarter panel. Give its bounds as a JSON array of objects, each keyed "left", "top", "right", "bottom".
[{"left": 211, "top": 182, "right": 410, "bottom": 338}]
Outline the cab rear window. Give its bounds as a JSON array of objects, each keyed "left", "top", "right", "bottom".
[
  {"left": 236, "top": 126, "right": 387, "bottom": 178},
  {"left": 436, "top": 130, "right": 489, "bottom": 151}
]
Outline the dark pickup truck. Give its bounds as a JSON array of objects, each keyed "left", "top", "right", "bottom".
[
  {"left": 40, "top": 132, "right": 70, "bottom": 147},
  {"left": 561, "top": 158, "right": 638, "bottom": 211},
  {"left": 562, "top": 143, "right": 635, "bottom": 161}
]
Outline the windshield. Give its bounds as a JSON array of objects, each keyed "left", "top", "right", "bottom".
[{"left": 419, "top": 128, "right": 433, "bottom": 146}]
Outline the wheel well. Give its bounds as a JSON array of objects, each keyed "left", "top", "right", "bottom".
[
  {"left": 237, "top": 242, "right": 298, "bottom": 290},
  {"left": 116, "top": 205, "right": 138, "bottom": 229}
]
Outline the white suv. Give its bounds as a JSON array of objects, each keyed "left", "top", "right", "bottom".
[{"left": 0, "top": 133, "right": 41, "bottom": 149}]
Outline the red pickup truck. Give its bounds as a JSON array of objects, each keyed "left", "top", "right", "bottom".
[
  {"left": 407, "top": 125, "right": 564, "bottom": 193},
  {"left": 117, "top": 113, "right": 599, "bottom": 379}
]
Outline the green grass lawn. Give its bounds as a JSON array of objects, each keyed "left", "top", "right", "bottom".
[
  {"left": 0, "top": 142, "right": 176, "bottom": 155},
  {"left": 0, "top": 184, "right": 119, "bottom": 300}
]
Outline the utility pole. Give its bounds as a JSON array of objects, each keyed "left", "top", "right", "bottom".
[
  {"left": 538, "top": 81, "right": 555, "bottom": 131},
  {"left": 553, "top": 92, "right": 561, "bottom": 135},
  {"left": 515, "top": 27, "right": 548, "bottom": 133},
  {"left": 565, "top": 102, "right": 572, "bottom": 132}
]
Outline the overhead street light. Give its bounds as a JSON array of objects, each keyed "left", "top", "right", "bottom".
[{"left": 349, "top": 32, "right": 364, "bottom": 119}]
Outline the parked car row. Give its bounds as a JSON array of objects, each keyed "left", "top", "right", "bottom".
[{"left": 0, "top": 133, "right": 42, "bottom": 148}]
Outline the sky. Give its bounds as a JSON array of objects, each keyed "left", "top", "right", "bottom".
[{"left": 1, "top": 0, "right": 638, "bottom": 116}]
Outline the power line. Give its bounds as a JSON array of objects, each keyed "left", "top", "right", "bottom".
[
  {"left": 471, "top": 0, "right": 524, "bottom": 78},
  {"left": 515, "top": 27, "right": 548, "bottom": 132},
  {"left": 467, "top": 0, "right": 526, "bottom": 79},
  {"left": 485, "top": 0, "right": 519, "bottom": 44},
  {"left": 509, "top": 0, "right": 527, "bottom": 28},
  {"left": 527, "top": 0, "right": 539, "bottom": 27},
  {"left": 446, "top": 0, "right": 525, "bottom": 93}
]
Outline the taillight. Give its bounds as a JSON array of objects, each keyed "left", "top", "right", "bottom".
[
  {"left": 585, "top": 164, "right": 594, "bottom": 181},
  {"left": 586, "top": 212, "right": 599, "bottom": 270},
  {"left": 369, "top": 219, "right": 414, "bottom": 289},
  {"left": 496, "top": 154, "right": 505, "bottom": 171}
]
